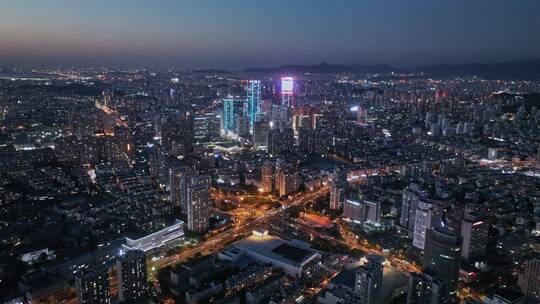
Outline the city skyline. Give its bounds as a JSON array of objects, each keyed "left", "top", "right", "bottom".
[
  {"left": 1, "top": 0, "right": 540, "bottom": 68},
  {"left": 1, "top": 2, "right": 540, "bottom": 304}
]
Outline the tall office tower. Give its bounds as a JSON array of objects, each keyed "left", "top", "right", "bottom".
[
  {"left": 270, "top": 104, "right": 283, "bottom": 124},
  {"left": 460, "top": 213, "right": 488, "bottom": 261},
  {"left": 413, "top": 201, "right": 443, "bottom": 250},
  {"left": 261, "top": 162, "right": 273, "bottom": 193},
  {"left": 423, "top": 227, "right": 463, "bottom": 297},
  {"left": 517, "top": 257, "right": 540, "bottom": 299},
  {"left": 278, "top": 76, "right": 294, "bottom": 130},
  {"left": 246, "top": 80, "right": 261, "bottom": 134},
  {"left": 400, "top": 184, "right": 427, "bottom": 232},
  {"left": 222, "top": 97, "right": 245, "bottom": 136},
  {"left": 281, "top": 77, "right": 294, "bottom": 107},
  {"left": 355, "top": 255, "right": 385, "bottom": 304},
  {"left": 186, "top": 175, "right": 211, "bottom": 233},
  {"left": 237, "top": 114, "right": 251, "bottom": 140},
  {"left": 330, "top": 168, "right": 348, "bottom": 210},
  {"left": 75, "top": 267, "right": 111, "bottom": 304},
  {"left": 117, "top": 250, "right": 148, "bottom": 302},
  {"left": 276, "top": 106, "right": 292, "bottom": 131},
  {"left": 148, "top": 145, "right": 160, "bottom": 179},
  {"left": 407, "top": 269, "right": 445, "bottom": 304},
  {"left": 169, "top": 164, "right": 190, "bottom": 210},
  {"left": 253, "top": 119, "right": 269, "bottom": 150}
]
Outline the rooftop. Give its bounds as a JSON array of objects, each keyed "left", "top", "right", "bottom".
[
  {"left": 233, "top": 231, "right": 319, "bottom": 267},
  {"left": 270, "top": 243, "right": 312, "bottom": 263}
]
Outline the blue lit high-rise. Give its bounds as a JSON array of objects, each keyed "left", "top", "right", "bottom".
[
  {"left": 222, "top": 97, "right": 244, "bottom": 136},
  {"left": 246, "top": 80, "right": 261, "bottom": 134},
  {"left": 223, "top": 97, "right": 235, "bottom": 134}
]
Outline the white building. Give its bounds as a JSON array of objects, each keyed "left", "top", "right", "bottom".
[
  {"left": 413, "top": 201, "right": 443, "bottom": 250},
  {"left": 122, "top": 219, "right": 184, "bottom": 253},
  {"left": 20, "top": 248, "right": 56, "bottom": 265}
]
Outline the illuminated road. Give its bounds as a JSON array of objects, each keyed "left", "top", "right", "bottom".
[
  {"left": 334, "top": 220, "right": 420, "bottom": 273},
  {"left": 149, "top": 187, "right": 330, "bottom": 274}
]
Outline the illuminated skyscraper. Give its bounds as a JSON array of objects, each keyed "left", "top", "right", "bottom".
[
  {"left": 186, "top": 174, "right": 211, "bottom": 233},
  {"left": 222, "top": 97, "right": 245, "bottom": 136},
  {"left": 281, "top": 77, "right": 293, "bottom": 107},
  {"left": 246, "top": 80, "right": 261, "bottom": 133},
  {"left": 330, "top": 168, "right": 347, "bottom": 210},
  {"left": 273, "top": 76, "right": 293, "bottom": 130},
  {"left": 169, "top": 163, "right": 191, "bottom": 210}
]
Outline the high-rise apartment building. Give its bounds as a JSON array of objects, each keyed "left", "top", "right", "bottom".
[
  {"left": 75, "top": 267, "right": 111, "bottom": 304},
  {"left": 413, "top": 201, "right": 443, "bottom": 250},
  {"left": 169, "top": 164, "right": 191, "bottom": 210},
  {"left": 355, "top": 255, "right": 384, "bottom": 304},
  {"left": 186, "top": 174, "right": 211, "bottom": 233},
  {"left": 261, "top": 162, "right": 273, "bottom": 193},
  {"left": 117, "top": 250, "right": 148, "bottom": 302},
  {"left": 330, "top": 168, "right": 348, "bottom": 210},
  {"left": 401, "top": 183, "right": 427, "bottom": 233},
  {"left": 518, "top": 257, "right": 540, "bottom": 299}
]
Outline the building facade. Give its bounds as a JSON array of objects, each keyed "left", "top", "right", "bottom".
[
  {"left": 75, "top": 267, "right": 111, "bottom": 304},
  {"left": 117, "top": 250, "right": 148, "bottom": 302},
  {"left": 186, "top": 175, "right": 211, "bottom": 233},
  {"left": 423, "top": 227, "right": 462, "bottom": 297}
]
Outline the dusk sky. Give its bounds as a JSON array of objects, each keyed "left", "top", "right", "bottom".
[{"left": 1, "top": 0, "right": 539, "bottom": 68}]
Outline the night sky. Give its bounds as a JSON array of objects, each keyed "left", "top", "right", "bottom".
[{"left": 1, "top": 0, "right": 539, "bottom": 68}]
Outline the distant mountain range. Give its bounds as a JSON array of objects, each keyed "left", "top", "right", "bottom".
[{"left": 244, "top": 60, "right": 540, "bottom": 80}]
